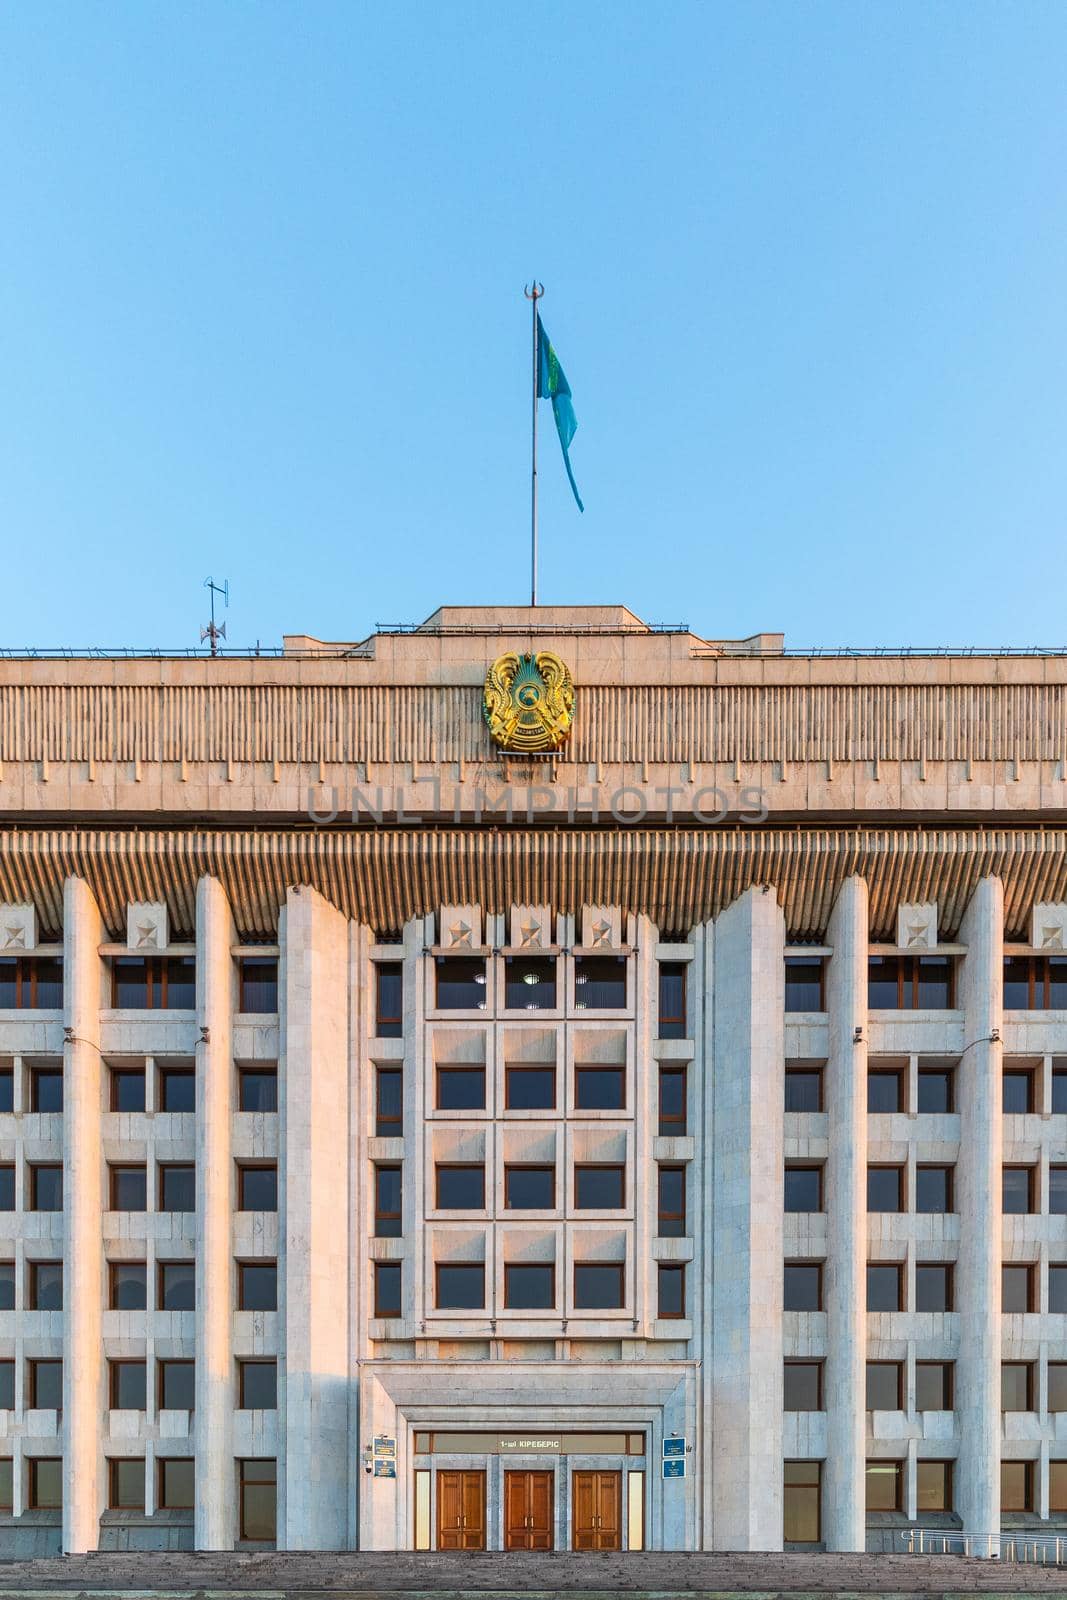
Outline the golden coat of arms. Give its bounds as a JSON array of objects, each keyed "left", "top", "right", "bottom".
[{"left": 483, "top": 651, "right": 575, "bottom": 753}]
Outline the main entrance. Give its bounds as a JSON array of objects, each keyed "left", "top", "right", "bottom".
[
  {"left": 436, "top": 1470, "right": 486, "bottom": 1551},
  {"left": 572, "top": 1469, "right": 622, "bottom": 1550},
  {"left": 503, "top": 1470, "right": 554, "bottom": 1550}
]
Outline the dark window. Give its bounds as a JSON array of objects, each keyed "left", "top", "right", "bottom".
[
  {"left": 238, "top": 1262, "right": 277, "bottom": 1312},
  {"left": 503, "top": 1264, "right": 555, "bottom": 1310},
  {"left": 435, "top": 1263, "right": 485, "bottom": 1309},
  {"left": 28, "top": 1457, "right": 62, "bottom": 1509},
  {"left": 435, "top": 1065, "right": 486, "bottom": 1111},
  {"left": 374, "top": 1165, "right": 403, "bottom": 1235},
  {"left": 158, "top": 1458, "right": 194, "bottom": 1510},
  {"left": 784, "top": 1361, "right": 823, "bottom": 1410},
  {"left": 109, "top": 1360, "right": 146, "bottom": 1410},
  {"left": 239, "top": 1459, "right": 276, "bottom": 1542},
  {"left": 159, "top": 1164, "right": 195, "bottom": 1213},
  {"left": 238, "top": 1067, "right": 278, "bottom": 1113},
  {"left": 28, "top": 1260, "right": 62, "bottom": 1310},
  {"left": 915, "top": 1263, "right": 954, "bottom": 1312},
  {"left": 504, "top": 1166, "right": 555, "bottom": 1209},
  {"left": 783, "top": 1460, "right": 821, "bottom": 1542},
  {"left": 574, "top": 1065, "right": 625, "bottom": 1110},
  {"left": 574, "top": 1165, "right": 625, "bottom": 1209},
  {"left": 1003, "top": 1069, "right": 1036, "bottom": 1114},
  {"left": 435, "top": 1165, "right": 485, "bottom": 1210},
  {"left": 868, "top": 955, "right": 955, "bottom": 1009},
  {"left": 866, "top": 1361, "right": 903, "bottom": 1409},
  {"left": 237, "top": 1165, "right": 277, "bottom": 1212},
  {"left": 1051, "top": 1264, "right": 1067, "bottom": 1313},
  {"left": 915, "top": 1165, "right": 954, "bottom": 1214},
  {"left": 784, "top": 958, "right": 824, "bottom": 1012},
  {"left": 239, "top": 959, "right": 278, "bottom": 1014},
  {"left": 505, "top": 1064, "right": 556, "bottom": 1110},
  {"left": 917, "top": 1461, "right": 952, "bottom": 1513},
  {"left": 0, "top": 1361, "right": 12, "bottom": 1408},
  {"left": 865, "top": 1460, "right": 902, "bottom": 1511},
  {"left": 1003, "top": 1263, "right": 1035, "bottom": 1313},
  {"left": 917, "top": 1065, "right": 955, "bottom": 1113},
  {"left": 574, "top": 1262, "right": 624, "bottom": 1310},
  {"left": 1051, "top": 1166, "right": 1067, "bottom": 1214},
  {"left": 29, "top": 1067, "right": 62, "bottom": 1114},
  {"left": 0, "top": 1262, "right": 12, "bottom": 1309},
  {"left": 505, "top": 956, "right": 556, "bottom": 1010},
  {"left": 657, "top": 1166, "right": 686, "bottom": 1237},
  {"left": 375, "top": 1068, "right": 402, "bottom": 1135},
  {"left": 784, "top": 1261, "right": 823, "bottom": 1311},
  {"left": 158, "top": 1261, "right": 195, "bottom": 1311},
  {"left": 867, "top": 1263, "right": 903, "bottom": 1312},
  {"left": 1004, "top": 955, "right": 1067, "bottom": 1010},
  {"left": 785, "top": 1067, "right": 823, "bottom": 1112},
  {"left": 30, "top": 1164, "right": 62, "bottom": 1212},
  {"left": 109, "top": 1262, "right": 146, "bottom": 1310},
  {"left": 1003, "top": 1165, "right": 1036, "bottom": 1214},
  {"left": 158, "top": 1360, "right": 194, "bottom": 1411},
  {"left": 1002, "top": 1460, "right": 1033, "bottom": 1512},
  {"left": 28, "top": 1359, "right": 62, "bottom": 1410},
  {"left": 111, "top": 956, "right": 195, "bottom": 1009},
  {"left": 375, "top": 962, "right": 403, "bottom": 1035},
  {"left": 110, "top": 1067, "right": 146, "bottom": 1112},
  {"left": 868, "top": 1069, "right": 904, "bottom": 1113},
  {"left": 658, "top": 1065, "right": 687, "bottom": 1133},
  {"left": 1002, "top": 1361, "right": 1034, "bottom": 1411},
  {"left": 239, "top": 1359, "right": 277, "bottom": 1409},
  {"left": 434, "top": 957, "right": 486, "bottom": 1011},
  {"left": 0, "top": 957, "right": 63, "bottom": 1009},
  {"left": 108, "top": 1459, "right": 144, "bottom": 1511},
  {"left": 0, "top": 1069, "right": 11, "bottom": 1110},
  {"left": 1053, "top": 1461, "right": 1067, "bottom": 1512},
  {"left": 159, "top": 1065, "right": 195, "bottom": 1112},
  {"left": 784, "top": 1165, "right": 823, "bottom": 1213},
  {"left": 373, "top": 1262, "right": 401, "bottom": 1318},
  {"left": 867, "top": 1165, "right": 904, "bottom": 1212},
  {"left": 574, "top": 955, "right": 627, "bottom": 1009},
  {"left": 1049, "top": 1364, "right": 1067, "bottom": 1412},
  {"left": 0, "top": 1460, "right": 9, "bottom": 1511},
  {"left": 657, "top": 1263, "right": 685, "bottom": 1318},
  {"left": 1052, "top": 1067, "right": 1067, "bottom": 1113},
  {"left": 0, "top": 1165, "right": 14, "bottom": 1210},
  {"left": 110, "top": 1164, "right": 147, "bottom": 1212},
  {"left": 658, "top": 962, "right": 686, "bottom": 1038},
  {"left": 915, "top": 1361, "right": 953, "bottom": 1411}
]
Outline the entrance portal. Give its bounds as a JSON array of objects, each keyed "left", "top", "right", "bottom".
[
  {"left": 503, "top": 1469, "right": 554, "bottom": 1550},
  {"left": 572, "top": 1469, "right": 622, "bottom": 1550},
  {"left": 436, "top": 1470, "right": 486, "bottom": 1551}
]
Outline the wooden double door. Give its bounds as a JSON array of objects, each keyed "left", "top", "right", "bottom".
[
  {"left": 504, "top": 1469, "right": 554, "bottom": 1550},
  {"left": 572, "top": 1470, "right": 622, "bottom": 1551},
  {"left": 437, "top": 1470, "right": 486, "bottom": 1550}
]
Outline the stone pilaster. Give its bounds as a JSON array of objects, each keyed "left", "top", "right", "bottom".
[
  {"left": 62, "top": 877, "right": 105, "bottom": 1553},
  {"left": 823, "top": 876, "right": 868, "bottom": 1550},
  {"left": 710, "top": 886, "right": 785, "bottom": 1550},
  {"left": 957, "top": 876, "right": 1003, "bottom": 1550},
  {"left": 195, "top": 876, "right": 236, "bottom": 1548},
  {"left": 280, "top": 886, "right": 351, "bottom": 1549}
]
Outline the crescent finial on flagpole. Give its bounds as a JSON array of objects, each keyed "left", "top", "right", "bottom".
[{"left": 524, "top": 282, "right": 544, "bottom": 301}]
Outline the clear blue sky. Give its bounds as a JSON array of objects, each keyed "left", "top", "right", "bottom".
[{"left": 1, "top": 2, "right": 1065, "bottom": 650}]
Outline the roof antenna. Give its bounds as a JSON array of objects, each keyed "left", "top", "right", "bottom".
[{"left": 201, "top": 577, "right": 229, "bottom": 657}]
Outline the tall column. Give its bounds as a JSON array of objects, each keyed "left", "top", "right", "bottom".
[
  {"left": 195, "top": 876, "right": 236, "bottom": 1548},
  {"left": 710, "top": 885, "right": 785, "bottom": 1550},
  {"left": 957, "top": 876, "right": 1003, "bottom": 1550},
  {"left": 62, "top": 877, "right": 104, "bottom": 1553},
  {"left": 823, "top": 876, "right": 868, "bottom": 1550},
  {"left": 280, "top": 886, "right": 351, "bottom": 1549}
]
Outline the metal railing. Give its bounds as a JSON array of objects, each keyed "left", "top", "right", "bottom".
[{"left": 902, "top": 1527, "right": 1067, "bottom": 1562}]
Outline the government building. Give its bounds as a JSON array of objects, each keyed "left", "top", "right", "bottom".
[{"left": 0, "top": 602, "right": 1066, "bottom": 1557}]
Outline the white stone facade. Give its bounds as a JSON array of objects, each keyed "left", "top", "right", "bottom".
[{"left": 0, "top": 606, "right": 1066, "bottom": 1556}]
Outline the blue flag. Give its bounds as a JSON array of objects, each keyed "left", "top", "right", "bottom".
[{"left": 537, "top": 314, "right": 584, "bottom": 512}]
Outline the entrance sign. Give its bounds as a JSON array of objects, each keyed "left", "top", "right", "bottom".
[
  {"left": 374, "top": 1435, "right": 397, "bottom": 1458},
  {"left": 662, "top": 1458, "right": 685, "bottom": 1479},
  {"left": 662, "top": 1437, "right": 686, "bottom": 1458},
  {"left": 374, "top": 1458, "right": 397, "bottom": 1478},
  {"left": 499, "top": 1435, "right": 562, "bottom": 1453}
]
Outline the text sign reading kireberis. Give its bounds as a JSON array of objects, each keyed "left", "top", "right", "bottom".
[{"left": 483, "top": 651, "right": 574, "bottom": 753}]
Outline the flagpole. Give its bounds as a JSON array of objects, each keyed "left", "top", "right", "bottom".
[{"left": 524, "top": 281, "right": 543, "bottom": 606}]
